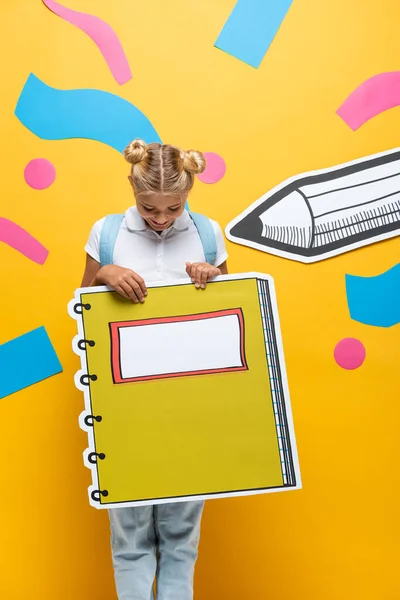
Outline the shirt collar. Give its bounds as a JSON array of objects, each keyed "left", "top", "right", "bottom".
[
  {"left": 171, "top": 209, "right": 191, "bottom": 231},
  {"left": 125, "top": 206, "right": 147, "bottom": 231},
  {"left": 125, "top": 206, "right": 191, "bottom": 232}
]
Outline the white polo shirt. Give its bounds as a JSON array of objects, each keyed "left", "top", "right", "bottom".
[{"left": 85, "top": 206, "right": 228, "bottom": 282}]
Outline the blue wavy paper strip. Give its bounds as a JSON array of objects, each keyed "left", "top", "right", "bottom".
[
  {"left": 346, "top": 263, "right": 400, "bottom": 328},
  {"left": 15, "top": 74, "right": 161, "bottom": 152},
  {"left": 0, "top": 326, "right": 62, "bottom": 399},
  {"left": 215, "top": 0, "right": 294, "bottom": 68}
]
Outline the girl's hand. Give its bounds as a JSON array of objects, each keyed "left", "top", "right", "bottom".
[
  {"left": 95, "top": 265, "right": 147, "bottom": 303},
  {"left": 185, "top": 262, "right": 222, "bottom": 289}
]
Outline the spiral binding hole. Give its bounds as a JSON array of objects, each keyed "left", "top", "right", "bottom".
[
  {"left": 88, "top": 452, "right": 106, "bottom": 464},
  {"left": 80, "top": 373, "right": 98, "bottom": 386},
  {"left": 73, "top": 302, "right": 92, "bottom": 314},
  {"left": 77, "top": 339, "right": 95, "bottom": 351},
  {"left": 84, "top": 414, "right": 102, "bottom": 427},
  {"left": 91, "top": 489, "right": 109, "bottom": 502}
]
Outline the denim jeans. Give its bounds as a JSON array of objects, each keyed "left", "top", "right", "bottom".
[{"left": 109, "top": 501, "right": 204, "bottom": 600}]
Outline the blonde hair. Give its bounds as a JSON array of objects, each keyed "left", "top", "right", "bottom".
[{"left": 124, "top": 139, "right": 206, "bottom": 197}]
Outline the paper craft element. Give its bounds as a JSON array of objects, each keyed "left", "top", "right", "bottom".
[
  {"left": 197, "top": 152, "right": 226, "bottom": 184},
  {"left": 226, "top": 147, "right": 400, "bottom": 263},
  {"left": 0, "top": 217, "right": 48, "bottom": 264},
  {"left": 24, "top": 158, "right": 56, "bottom": 190},
  {"left": 42, "top": 0, "right": 132, "bottom": 86},
  {"left": 69, "top": 274, "right": 301, "bottom": 508},
  {"left": 346, "top": 263, "right": 400, "bottom": 327},
  {"left": 0, "top": 326, "right": 62, "bottom": 399},
  {"left": 215, "top": 0, "right": 294, "bottom": 68},
  {"left": 15, "top": 74, "right": 161, "bottom": 153},
  {"left": 337, "top": 72, "right": 400, "bottom": 131},
  {"left": 334, "top": 338, "right": 366, "bottom": 370}
]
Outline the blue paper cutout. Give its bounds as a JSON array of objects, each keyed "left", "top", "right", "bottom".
[
  {"left": 0, "top": 326, "right": 62, "bottom": 399},
  {"left": 214, "top": 0, "right": 294, "bottom": 68},
  {"left": 15, "top": 74, "right": 161, "bottom": 152},
  {"left": 346, "top": 263, "right": 400, "bottom": 328}
]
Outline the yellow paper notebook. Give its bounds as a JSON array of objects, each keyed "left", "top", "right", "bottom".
[{"left": 69, "top": 273, "right": 301, "bottom": 508}]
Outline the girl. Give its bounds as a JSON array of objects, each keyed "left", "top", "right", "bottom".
[{"left": 80, "top": 139, "right": 228, "bottom": 600}]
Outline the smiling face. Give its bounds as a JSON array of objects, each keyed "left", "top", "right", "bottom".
[{"left": 135, "top": 190, "right": 186, "bottom": 231}]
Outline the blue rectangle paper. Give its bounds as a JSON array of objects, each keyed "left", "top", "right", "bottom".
[
  {"left": 215, "top": 0, "right": 294, "bottom": 68},
  {"left": 346, "top": 264, "right": 400, "bottom": 328},
  {"left": 0, "top": 326, "right": 62, "bottom": 399}
]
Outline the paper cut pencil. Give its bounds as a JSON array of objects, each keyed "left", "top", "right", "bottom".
[{"left": 226, "top": 147, "right": 400, "bottom": 263}]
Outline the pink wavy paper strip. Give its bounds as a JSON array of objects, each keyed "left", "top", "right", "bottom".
[
  {"left": 42, "top": 0, "right": 132, "bottom": 85},
  {"left": 0, "top": 218, "right": 49, "bottom": 264},
  {"left": 337, "top": 72, "right": 400, "bottom": 130}
]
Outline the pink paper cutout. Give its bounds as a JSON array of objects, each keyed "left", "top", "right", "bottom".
[
  {"left": 334, "top": 338, "right": 366, "bottom": 370},
  {"left": 42, "top": 0, "right": 132, "bottom": 85},
  {"left": 337, "top": 72, "right": 400, "bottom": 130},
  {"left": 197, "top": 152, "right": 226, "bottom": 184},
  {"left": 0, "top": 218, "right": 49, "bottom": 265},
  {"left": 24, "top": 158, "right": 56, "bottom": 190}
]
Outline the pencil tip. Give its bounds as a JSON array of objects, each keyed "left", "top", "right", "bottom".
[{"left": 259, "top": 191, "right": 312, "bottom": 248}]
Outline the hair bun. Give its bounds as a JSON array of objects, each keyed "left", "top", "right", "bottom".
[
  {"left": 182, "top": 149, "right": 206, "bottom": 175},
  {"left": 124, "top": 139, "right": 148, "bottom": 165}
]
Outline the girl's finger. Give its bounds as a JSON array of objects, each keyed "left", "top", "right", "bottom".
[
  {"left": 127, "top": 275, "right": 145, "bottom": 302},
  {"left": 132, "top": 273, "right": 147, "bottom": 297},
  {"left": 200, "top": 267, "right": 209, "bottom": 289},
  {"left": 190, "top": 263, "right": 198, "bottom": 282},
  {"left": 194, "top": 265, "right": 205, "bottom": 288},
  {"left": 119, "top": 280, "right": 140, "bottom": 303},
  {"left": 115, "top": 285, "right": 133, "bottom": 301},
  {"left": 185, "top": 262, "right": 192, "bottom": 278}
]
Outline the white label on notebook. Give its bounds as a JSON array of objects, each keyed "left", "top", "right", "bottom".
[{"left": 110, "top": 309, "right": 248, "bottom": 383}]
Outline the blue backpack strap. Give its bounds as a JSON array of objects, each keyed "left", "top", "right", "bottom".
[
  {"left": 99, "top": 214, "right": 124, "bottom": 267},
  {"left": 189, "top": 212, "right": 217, "bottom": 265}
]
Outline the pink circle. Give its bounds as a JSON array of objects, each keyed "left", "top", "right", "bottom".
[
  {"left": 24, "top": 158, "right": 56, "bottom": 190},
  {"left": 334, "top": 338, "right": 366, "bottom": 370},
  {"left": 197, "top": 152, "right": 226, "bottom": 184}
]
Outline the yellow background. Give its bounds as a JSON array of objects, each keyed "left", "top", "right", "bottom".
[
  {"left": 0, "top": 0, "right": 399, "bottom": 598},
  {"left": 80, "top": 280, "right": 283, "bottom": 503}
]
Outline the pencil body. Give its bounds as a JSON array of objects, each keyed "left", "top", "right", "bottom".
[{"left": 226, "top": 148, "right": 400, "bottom": 263}]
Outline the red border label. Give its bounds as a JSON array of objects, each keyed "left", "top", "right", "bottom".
[{"left": 109, "top": 309, "right": 248, "bottom": 384}]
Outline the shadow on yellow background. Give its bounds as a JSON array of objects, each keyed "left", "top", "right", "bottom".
[{"left": 0, "top": 0, "right": 399, "bottom": 598}]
